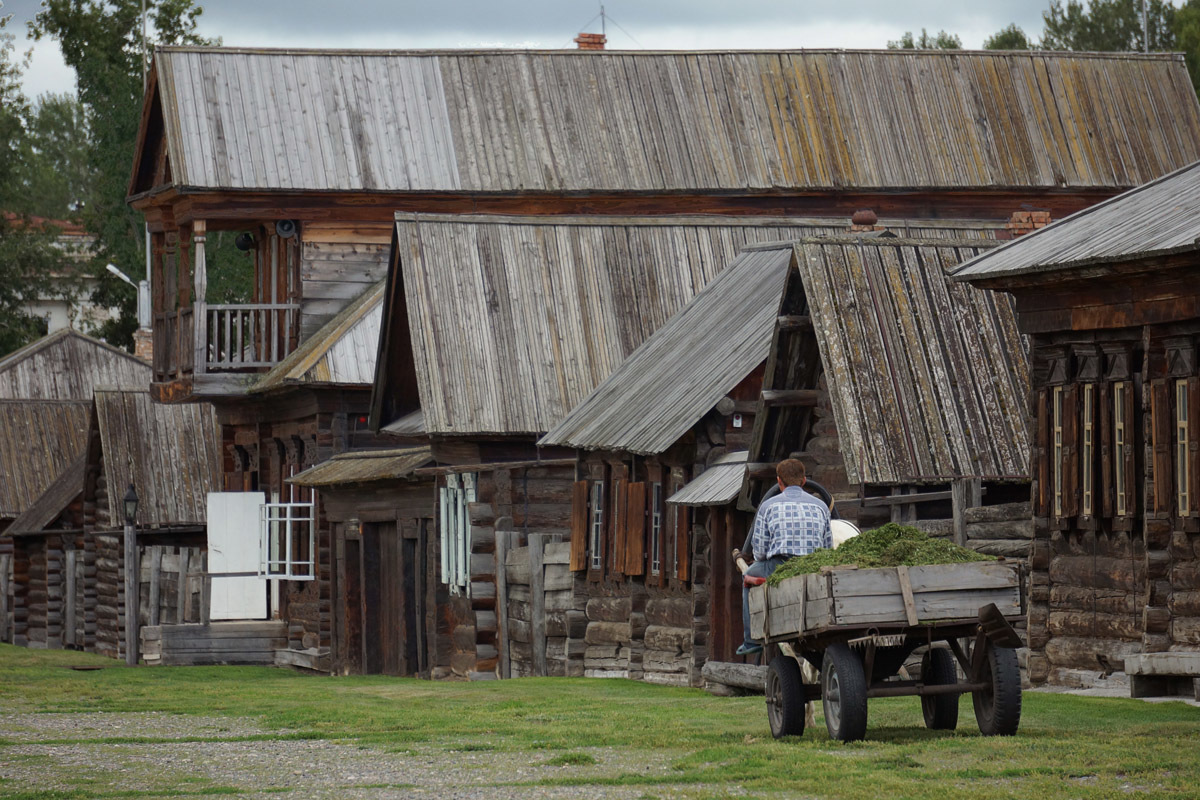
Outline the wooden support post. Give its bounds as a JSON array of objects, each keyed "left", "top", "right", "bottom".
[
  {"left": 0, "top": 553, "right": 10, "bottom": 642},
  {"left": 178, "top": 549, "right": 191, "bottom": 623},
  {"left": 951, "top": 478, "right": 983, "bottom": 547},
  {"left": 124, "top": 525, "right": 138, "bottom": 666},
  {"left": 193, "top": 220, "right": 207, "bottom": 376},
  {"left": 64, "top": 549, "right": 77, "bottom": 648},
  {"left": 494, "top": 518, "right": 513, "bottom": 680},
  {"left": 148, "top": 546, "right": 161, "bottom": 627},
  {"left": 529, "top": 533, "right": 548, "bottom": 677}
]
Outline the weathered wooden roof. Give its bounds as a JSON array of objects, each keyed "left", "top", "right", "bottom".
[
  {"left": 381, "top": 214, "right": 1003, "bottom": 436},
  {"left": 254, "top": 281, "right": 383, "bottom": 392},
  {"left": 799, "top": 238, "right": 1030, "bottom": 484},
  {"left": 0, "top": 400, "right": 91, "bottom": 519},
  {"left": 668, "top": 451, "right": 748, "bottom": 507},
  {"left": 289, "top": 446, "right": 433, "bottom": 487},
  {"left": 136, "top": 47, "right": 1200, "bottom": 196},
  {"left": 0, "top": 329, "right": 150, "bottom": 400},
  {"left": 953, "top": 158, "right": 1200, "bottom": 285},
  {"left": 7, "top": 455, "right": 85, "bottom": 535},
  {"left": 540, "top": 245, "right": 795, "bottom": 453},
  {"left": 93, "top": 389, "right": 221, "bottom": 526}
]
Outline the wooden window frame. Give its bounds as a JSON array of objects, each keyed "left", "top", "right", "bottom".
[
  {"left": 1179, "top": 379, "right": 1191, "bottom": 518},
  {"left": 1114, "top": 381, "right": 1128, "bottom": 518},
  {"left": 588, "top": 481, "right": 605, "bottom": 574},
  {"left": 649, "top": 482, "right": 663, "bottom": 577},
  {"left": 1053, "top": 386, "right": 1064, "bottom": 518},
  {"left": 1082, "top": 383, "right": 1094, "bottom": 517}
]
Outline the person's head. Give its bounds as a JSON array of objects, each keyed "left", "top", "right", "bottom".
[{"left": 776, "top": 458, "right": 806, "bottom": 489}]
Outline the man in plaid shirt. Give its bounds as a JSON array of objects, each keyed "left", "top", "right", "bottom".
[{"left": 738, "top": 458, "right": 831, "bottom": 656}]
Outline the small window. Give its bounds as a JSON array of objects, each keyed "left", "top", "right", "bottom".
[
  {"left": 1179, "top": 380, "right": 1190, "bottom": 517},
  {"left": 439, "top": 473, "right": 474, "bottom": 594},
  {"left": 1053, "top": 386, "right": 1064, "bottom": 517},
  {"left": 1082, "top": 384, "right": 1094, "bottom": 516},
  {"left": 1114, "top": 382, "right": 1127, "bottom": 517},
  {"left": 650, "top": 482, "right": 663, "bottom": 576},
  {"left": 259, "top": 501, "right": 315, "bottom": 580},
  {"left": 589, "top": 481, "right": 605, "bottom": 571}
]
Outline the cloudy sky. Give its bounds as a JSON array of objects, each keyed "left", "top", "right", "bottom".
[{"left": 4, "top": 0, "right": 1051, "bottom": 99}]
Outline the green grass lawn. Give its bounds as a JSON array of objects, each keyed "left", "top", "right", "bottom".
[{"left": 1, "top": 644, "right": 1198, "bottom": 799}]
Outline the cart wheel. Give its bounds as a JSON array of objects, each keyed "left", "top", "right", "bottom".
[
  {"left": 766, "top": 655, "right": 806, "bottom": 738},
  {"left": 920, "top": 648, "right": 959, "bottom": 730},
  {"left": 972, "top": 641, "right": 1021, "bottom": 736},
  {"left": 821, "top": 643, "right": 868, "bottom": 742}
]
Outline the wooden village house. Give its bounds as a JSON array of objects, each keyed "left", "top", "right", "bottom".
[
  {"left": 7, "top": 388, "right": 221, "bottom": 661},
  {"left": 537, "top": 235, "right": 1031, "bottom": 682},
  {"left": 126, "top": 45, "right": 1200, "bottom": 674},
  {"left": 0, "top": 330, "right": 151, "bottom": 643},
  {"left": 954, "top": 159, "right": 1200, "bottom": 694}
]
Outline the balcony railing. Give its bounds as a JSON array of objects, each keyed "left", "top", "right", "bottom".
[{"left": 204, "top": 303, "right": 300, "bottom": 371}]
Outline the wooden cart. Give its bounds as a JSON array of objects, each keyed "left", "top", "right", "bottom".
[{"left": 747, "top": 560, "right": 1025, "bottom": 742}]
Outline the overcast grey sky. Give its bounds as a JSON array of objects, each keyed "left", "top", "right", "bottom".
[{"left": 4, "top": 0, "right": 1051, "bottom": 99}]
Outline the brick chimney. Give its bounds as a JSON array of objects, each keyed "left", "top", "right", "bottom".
[
  {"left": 575, "top": 32, "right": 606, "bottom": 50},
  {"left": 132, "top": 327, "right": 153, "bottom": 365},
  {"left": 1006, "top": 210, "right": 1052, "bottom": 237}
]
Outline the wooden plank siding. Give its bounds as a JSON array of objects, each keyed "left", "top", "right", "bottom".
[{"left": 0, "top": 329, "right": 150, "bottom": 400}]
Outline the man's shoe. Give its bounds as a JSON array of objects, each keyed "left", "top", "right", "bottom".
[{"left": 736, "top": 643, "right": 763, "bottom": 656}]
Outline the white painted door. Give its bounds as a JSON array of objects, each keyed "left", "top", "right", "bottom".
[{"left": 207, "top": 492, "right": 268, "bottom": 620}]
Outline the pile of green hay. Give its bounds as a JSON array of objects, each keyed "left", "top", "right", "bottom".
[{"left": 765, "top": 523, "right": 995, "bottom": 586}]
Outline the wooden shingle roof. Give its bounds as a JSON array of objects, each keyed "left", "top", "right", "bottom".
[
  {"left": 377, "top": 215, "right": 1003, "bottom": 436},
  {"left": 0, "top": 329, "right": 149, "bottom": 400},
  {"left": 134, "top": 47, "right": 1200, "bottom": 197},
  {"left": 0, "top": 400, "right": 91, "bottom": 519}
]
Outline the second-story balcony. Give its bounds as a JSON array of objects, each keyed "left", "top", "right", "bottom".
[{"left": 151, "top": 221, "right": 301, "bottom": 401}]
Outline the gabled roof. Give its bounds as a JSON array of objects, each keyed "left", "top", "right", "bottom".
[
  {"left": 254, "top": 281, "right": 384, "bottom": 392},
  {"left": 953, "top": 158, "right": 1200, "bottom": 286},
  {"left": 0, "top": 329, "right": 150, "bottom": 400},
  {"left": 8, "top": 455, "right": 85, "bottom": 535},
  {"left": 131, "top": 47, "right": 1200, "bottom": 197},
  {"left": 540, "top": 244, "right": 795, "bottom": 453},
  {"left": 92, "top": 389, "right": 221, "bottom": 526},
  {"left": 0, "top": 400, "right": 91, "bottom": 519},
  {"left": 374, "top": 214, "right": 1004, "bottom": 437},
  {"left": 288, "top": 447, "right": 433, "bottom": 488}
]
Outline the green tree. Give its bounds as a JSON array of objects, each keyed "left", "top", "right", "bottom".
[
  {"left": 1040, "top": 0, "right": 1177, "bottom": 51},
  {"left": 1174, "top": 1, "right": 1200, "bottom": 92},
  {"left": 888, "top": 28, "right": 963, "bottom": 49},
  {"left": 0, "top": 13, "right": 68, "bottom": 356},
  {"left": 984, "top": 23, "right": 1035, "bottom": 49},
  {"left": 30, "top": 0, "right": 210, "bottom": 348},
  {"left": 21, "top": 93, "right": 91, "bottom": 219}
]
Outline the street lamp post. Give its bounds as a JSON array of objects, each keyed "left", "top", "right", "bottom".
[{"left": 123, "top": 485, "right": 139, "bottom": 667}]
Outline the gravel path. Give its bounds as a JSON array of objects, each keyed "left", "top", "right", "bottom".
[{"left": 0, "top": 712, "right": 741, "bottom": 799}]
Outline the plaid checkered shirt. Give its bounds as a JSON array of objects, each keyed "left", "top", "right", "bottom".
[{"left": 750, "top": 485, "right": 831, "bottom": 561}]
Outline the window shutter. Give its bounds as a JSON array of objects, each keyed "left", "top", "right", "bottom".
[
  {"left": 624, "top": 482, "right": 646, "bottom": 575},
  {"left": 1189, "top": 376, "right": 1200, "bottom": 517},
  {"left": 569, "top": 480, "right": 588, "bottom": 571},
  {"left": 1152, "top": 380, "right": 1173, "bottom": 515},
  {"left": 611, "top": 478, "right": 628, "bottom": 575},
  {"left": 675, "top": 501, "right": 690, "bottom": 582},
  {"left": 1035, "top": 388, "right": 1050, "bottom": 517},
  {"left": 1061, "top": 385, "right": 1079, "bottom": 517},
  {"left": 1123, "top": 383, "right": 1138, "bottom": 517},
  {"left": 1099, "top": 382, "right": 1113, "bottom": 518}
]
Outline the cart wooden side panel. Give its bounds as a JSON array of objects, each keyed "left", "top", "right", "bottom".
[{"left": 749, "top": 561, "right": 1021, "bottom": 642}]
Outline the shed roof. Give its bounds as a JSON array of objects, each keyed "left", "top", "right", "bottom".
[
  {"left": 0, "top": 400, "right": 91, "bottom": 519},
  {"left": 133, "top": 47, "right": 1200, "bottom": 197},
  {"left": 288, "top": 446, "right": 433, "bottom": 488},
  {"left": 798, "top": 238, "right": 1029, "bottom": 484},
  {"left": 953, "top": 158, "right": 1200, "bottom": 285},
  {"left": 92, "top": 389, "right": 221, "bottom": 526},
  {"left": 7, "top": 456, "right": 85, "bottom": 535},
  {"left": 378, "top": 214, "right": 1004, "bottom": 436},
  {"left": 254, "top": 281, "right": 383, "bottom": 392},
  {"left": 0, "top": 329, "right": 150, "bottom": 400},
  {"left": 539, "top": 245, "right": 795, "bottom": 453},
  {"left": 668, "top": 451, "right": 748, "bottom": 507}
]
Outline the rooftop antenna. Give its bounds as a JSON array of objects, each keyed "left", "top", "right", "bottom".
[
  {"left": 601, "top": 4, "right": 606, "bottom": 37},
  {"left": 1142, "top": 0, "right": 1149, "bottom": 52}
]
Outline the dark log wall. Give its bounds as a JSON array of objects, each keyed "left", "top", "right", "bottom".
[{"left": 1022, "top": 321, "right": 1200, "bottom": 685}]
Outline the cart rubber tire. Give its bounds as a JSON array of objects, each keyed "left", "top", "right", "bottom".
[
  {"left": 766, "top": 655, "right": 806, "bottom": 738},
  {"left": 973, "top": 642, "right": 1021, "bottom": 736},
  {"left": 821, "top": 643, "right": 868, "bottom": 742},
  {"left": 920, "top": 648, "right": 960, "bottom": 730}
]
